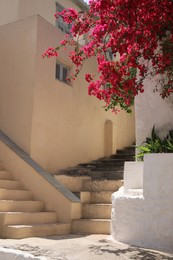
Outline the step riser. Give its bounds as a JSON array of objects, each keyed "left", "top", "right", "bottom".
[
  {"left": 111, "top": 153, "right": 135, "bottom": 161},
  {"left": 117, "top": 150, "right": 135, "bottom": 154},
  {"left": 72, "top": 220, "right": 110, "bottom": 234},
  {"left": 0, "top": 180, "right": 22, "bottom": 190},
  {"left": 94, "top": 176, "right": 123, "bottom": 180},
  {"left": 94, "top": 159, "right": 133, "bottom": 163},
  {"left": 0, "top": 201, "right": 44, "bottom": 212},
  {"left": 91, "top": 192, "right": 112, "bottom": 203},
  {"left": 55, "top": 175, "right": 91, "bottom": 192},
  {"left": 0, "top": 190, "right": 33, "bottom": 201},
  {"left": 81, "top": 163, "right": 125, "bottom": 169},
  {"left": 92, "top": 168, "right": 124, "bottom": 172},
  {"left": 82, "top": 180, "right": 123, "bottom": 192},
  {"left": 0, "top": 171, "right": 13, "bottom": 180},
  {"left": 0, "top": 212, "right": 58, "bottom": 225},
  {"left": 80, "top": 192, "right": 90, "bottom": 203},
  {"left": 90, "top": 171, "right": 123, "bottom": 179},
  {"left": 0, "top": 223, "right": 71, "bottom": 239},
  {"left": 80, "top": 191, "right": 112, "bottom": 203},
  {"left": 82, "top": 204, "right": 111, "bottom": 219}
]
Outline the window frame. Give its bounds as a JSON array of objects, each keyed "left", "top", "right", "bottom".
[
  {"left": 55, "top": 3, "right": 72, "bottom": 34},
  {"left": 55, "top": 61, "right": 70, "bottom": 85}
]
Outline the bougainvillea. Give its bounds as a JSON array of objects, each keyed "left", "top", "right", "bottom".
[{"left": 43, "top": 0, "right": 173, "bottom": 113}]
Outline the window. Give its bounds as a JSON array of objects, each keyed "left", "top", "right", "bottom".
[
  {"left": 56, "top": 62, "right": 70, "bottom": 84},
  {"left": 106, "top": 49, "right": 114, "bottom": 61},
  {"left": 56, "top": 3, "right": 72, "bottom": 34}
]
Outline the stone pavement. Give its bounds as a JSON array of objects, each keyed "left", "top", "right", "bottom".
[{"left": 0, "top": 234, "right": 172, "bottom": 260}]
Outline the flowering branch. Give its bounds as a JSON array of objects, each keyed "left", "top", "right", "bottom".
[{"left": 44, "top": 0, "right": 173, "bottom": 113}]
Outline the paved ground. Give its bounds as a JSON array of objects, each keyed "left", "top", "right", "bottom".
[{"left": 0, "top": 234, "right": 172, "bottom": 260}]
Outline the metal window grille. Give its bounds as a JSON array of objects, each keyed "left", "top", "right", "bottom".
[
  {"left": 56, "top": 3, "right": 72, "bottom": 34},
  {"left": 56, "top": 62, "right": 70, "bottom": 84}
]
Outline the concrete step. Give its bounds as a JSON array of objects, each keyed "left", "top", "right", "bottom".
[
  {"left": 89, "top": 171, "right": 123, "bottom": 180},
  {"left": 116, "top": 145, "right": 135, "bottom": 154},
  {"left": 71, "top": 219, "right": 110, "bottom": 234},
  {"left": 80, "top": 191, "right": 113, "bottom": 203},
  {"left": 0, "top": 212, "right": 58, "bottom": 225},
  {"left": 91, "top": 166, "right": 124, "bottom": 171},
  {"left": 0, "top": 171, "right": 13, "bottom": 180},
  {"left": 55, "top": 175, "right": 91, "bottom": 192},
  {"left": 82, "top": 179, "right": 123, "bottom": 192},
  {"left": 90, "top": 191, "right": 113, "bottom": 203},
  {"left": 0, "top": 200, "right": 44, "bottom": 212},
  {"left": 80, "top": 162, "right": 125, "bottom": 169},
  {"left": 82, "top": 203, "right": 111, "bottom": 219},
  {"left": 0, "top": 223, "right": 71, "bottom": 239},
  {"left": 80, "top": 191, "right": 91, "bottom": 203},
  {"left": 96, "top": 158, "right": 133, "bottom": 164},
  {"left": 0, "top": 180, "right": 22, "bottom": 190},
  {"left": 111, "top": 153, "right": 135, "bottom": 159},
  {"left": 59, "top": 167, "right": 91, "bottom": 176},
  {"left": 0, "top": 189, "right": 33, "bottom": 200}
]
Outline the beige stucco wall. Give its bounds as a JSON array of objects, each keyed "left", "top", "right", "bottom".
[
  {"left": 0, "top": 15, "right": 37, "bottom": 153},
  {"left": 30, "top": 16, "right": 135, "bottom": 172},
  {"left": 0, "top": 0, "right": 82, "bottom": 27},
  {"left": 0, "top": 1, "right": 135, "bottom": 173},
  {"left": 0, "top": 0, "right": 19, "bottom": 26},
  {"left": 18, "top": 0, "right": 82, "bottom": 26}
]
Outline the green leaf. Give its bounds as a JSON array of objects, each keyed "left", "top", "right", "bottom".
[
  {"left": 151, "top": 125, "right": 159, "bottom": 141},
  {"left": 136, "top": 126, "right": 173, "bottom": 160},
  {"left": 137, "top": 146, "right": 150, "bottom": 152},
  {"left": 146, "top": 137, "right": 151, "bottom": 143},
  {"left": 136, "top": 153, "right": 144, "bottom": 158}
]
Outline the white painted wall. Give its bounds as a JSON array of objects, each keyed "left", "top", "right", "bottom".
[
  {"left": 112, "top": 154, "right": 173, "bottom": 253},
  {"left": 135, "top": 79, "right": 173, "bottom": 146},
  {"left": 123, "top": 162, "right": 143, "bottom": 192}
]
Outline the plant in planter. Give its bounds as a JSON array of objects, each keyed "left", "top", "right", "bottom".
[{"left": 136, "top": 126, "right": 173, "bottom": 161}]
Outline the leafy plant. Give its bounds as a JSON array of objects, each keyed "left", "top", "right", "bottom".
[{"left": 136, "top": 126, "right": 173, "bottom": 161}]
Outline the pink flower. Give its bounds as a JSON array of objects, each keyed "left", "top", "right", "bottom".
[{"left": 42, "top": 47, "right": 58, "bottom": 58}]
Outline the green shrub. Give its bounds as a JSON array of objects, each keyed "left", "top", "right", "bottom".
[{"left": 136, "top": 126, "right": 173, "bottom": 161}]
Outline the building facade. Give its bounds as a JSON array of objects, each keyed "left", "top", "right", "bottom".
[{"left": 0, "top": 0, "right": 135, "bottom": 173}]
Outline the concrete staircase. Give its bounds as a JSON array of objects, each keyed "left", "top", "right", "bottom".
[
  {"left": 55, "top": 146, "right": 135, "bottom": 235},
  {"left": 71, "top": 179, "right": 123, "bottom": 234},
  {"left": 0, "top": 162, "right": 70, "bottom": 238}
]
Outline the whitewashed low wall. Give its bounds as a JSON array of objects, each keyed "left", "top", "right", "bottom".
[
  {"left": 111, "top": 154, "right": 173, "bottom": 253},
  {"left": 0, "top": 247, "right": 46, "bottom": 260},
  {"left": 123, "top": 162, "right": 143, "bottom": 192}
]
